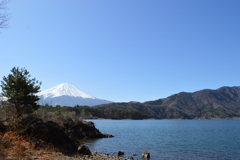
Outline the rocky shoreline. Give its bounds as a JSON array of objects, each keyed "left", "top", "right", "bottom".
[
  {"left": 51, "top": 149, "right": 150, "bottom": 160},
  {"left": 0, "top": 115, "right": 150, "bottom": 160},
  {"left": 52, "top": 152, "right": 135, "bottom": 160}
]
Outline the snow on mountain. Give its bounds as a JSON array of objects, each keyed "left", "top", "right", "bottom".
[
  {"left": 37, "top": 83, "right": 112, "bottom": 107},
  {"left": 0, "top": 96, "right": 7, "bottom": 101},
  {"left": 37, "top": 83, "right": 95, "bottom": 99}
]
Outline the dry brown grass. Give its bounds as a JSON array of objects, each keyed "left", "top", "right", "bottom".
[
  {"left": 0, "top": 136, "right": 6, "bottom": 160},
  {"left": 0, "top": 131, "right": 62, "bottom": 160}
]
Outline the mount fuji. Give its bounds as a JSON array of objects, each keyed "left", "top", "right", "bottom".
[{"left": 36, "top": 83, "right": 112, "bottom": 107}]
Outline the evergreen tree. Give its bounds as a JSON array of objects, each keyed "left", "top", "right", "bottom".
[{"left": 0, "top": 67, "right": 42, "bottom": 118}]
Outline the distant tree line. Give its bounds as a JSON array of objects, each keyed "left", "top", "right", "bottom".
[{"left": 38, "top": 105, "right": 149, "bottom": 119}]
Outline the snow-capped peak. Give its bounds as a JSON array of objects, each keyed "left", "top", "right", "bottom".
[
  {"left": 0, "top": 96, "right": 7, "bottom": 101},
  {"left": 37, "top": 83, "right": 95, "bottom": 99}
]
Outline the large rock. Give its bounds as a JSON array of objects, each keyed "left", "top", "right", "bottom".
[
  {"left": 142, "top": 150, "right": 150, "bottom": 158},
  {"left": 78, "top": 145, "right": 91, "bottom": 155},
  {"left": 117, "top": 151, "right": 124, "bottom": 156}
]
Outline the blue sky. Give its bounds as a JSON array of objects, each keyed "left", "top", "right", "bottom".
[{"left": 1, "top": 0, "right": 240, "bottom": 102}]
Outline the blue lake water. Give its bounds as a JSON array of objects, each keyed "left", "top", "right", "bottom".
[{"left": 83, "top": 120, "right": 240, "bottom": 160}]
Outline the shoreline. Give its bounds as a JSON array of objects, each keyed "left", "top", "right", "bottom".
[
  {"left": 52, "top": 152, "right": 135, "bottom": 160},
  {"left": 87, "top": 117, "right": 240, "bottom": 120}
]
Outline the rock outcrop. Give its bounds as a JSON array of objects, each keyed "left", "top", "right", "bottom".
[
  {"left": 19, "top": 115, "right": 79, "bottom": 152},
  {"left": 18, "top": 115, "right": 113, "bottom": 152},
  {"left": 60, "top": 117, "right": 113, "bottom": 139}
]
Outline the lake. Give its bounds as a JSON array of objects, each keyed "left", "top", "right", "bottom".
[{"left": 83, "top": 120, "right": 240, "bottom": 160}]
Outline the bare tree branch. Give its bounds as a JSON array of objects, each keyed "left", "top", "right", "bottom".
[{"left": 0, "top": 0, "right": 10, "bottom": 29}]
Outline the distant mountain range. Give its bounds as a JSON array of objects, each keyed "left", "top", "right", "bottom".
[
  {"left": 36, "top": 83, "right": 112, "bottom": 106},
  {"left": 95, "top": 86, "right": 240, "bottom": 119},
  {"left": 2, "top": 84, "right": 240, "bottom": 119}
]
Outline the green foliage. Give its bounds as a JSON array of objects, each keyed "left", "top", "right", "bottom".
[
  {"left": 53, "top": 107, "right": 63, "bottom": 117},
  {"left": 0, "top": 67, "right": 41, "bottom": 118},
  {"left": 39, "top": 105, "right": 148, "bottom": 119},
  {"left": 88, "top": 107, "right": 148, "bottom": 119}
]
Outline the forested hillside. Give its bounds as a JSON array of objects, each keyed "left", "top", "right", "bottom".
[
  {"left": 95, "top": 86, "right": 240, "bottom": 119},
  {"left": 37, "top": 105, "right": 148, "bottom": 119}
]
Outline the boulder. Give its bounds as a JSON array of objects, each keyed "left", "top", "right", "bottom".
[
  {"left": 117, "top": 151, "right": 124, "bottom": 156},
  {"left": 142, "top": 150, "right": 150, "bottom": 158},
  {"left": 78, "top": 145, "right": 91, "bottom": 155}
]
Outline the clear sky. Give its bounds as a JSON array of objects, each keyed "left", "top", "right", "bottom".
[{"left": 1, "top": 0, "right": 240, "bottom": 103}]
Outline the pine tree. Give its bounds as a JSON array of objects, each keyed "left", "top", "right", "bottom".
[{"left": 0, "top": 67, "right": 42, "bottom": 119}]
